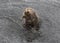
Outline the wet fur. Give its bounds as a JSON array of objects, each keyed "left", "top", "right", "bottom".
[{"left": 22, "top": 7, "right": 39, "bottom": 31}]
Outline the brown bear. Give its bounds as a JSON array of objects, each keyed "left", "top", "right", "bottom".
[{"left": 22, "top": 7, "right": 39, "bottom": 31}]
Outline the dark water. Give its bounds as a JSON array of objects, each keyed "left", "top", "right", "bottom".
[{"left": 0, "top": 0, "right": 60, "bottom": 43}]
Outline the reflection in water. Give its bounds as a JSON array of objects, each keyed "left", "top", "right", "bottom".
[
  {"left": 22, "top": 20, "right": 42, "bottom": 42},
  {"left": 24, "top": 30, "right": 41, "bottom": 42}
]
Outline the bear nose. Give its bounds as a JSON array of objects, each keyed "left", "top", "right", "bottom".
[
  {"left": 25, "top": 11, "right": 29, "bottom": 14},
  {"left": 26, "top": 11, "right": 29, "bottom": 14}
]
